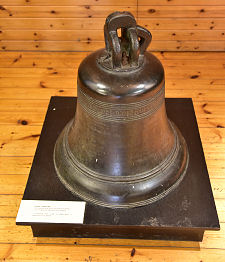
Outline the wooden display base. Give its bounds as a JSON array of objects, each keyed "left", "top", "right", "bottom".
[{"left": 16, "top": 97, "right": 220, "bottom": 241}]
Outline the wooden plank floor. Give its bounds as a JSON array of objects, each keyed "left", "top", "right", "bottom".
[{"left": 0, "top": 51, "right": 224, "bottom": 261}]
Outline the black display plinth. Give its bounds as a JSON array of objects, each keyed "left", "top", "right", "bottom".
[{"left": 16, "top": 97, "right": 220, "bottom": 241}]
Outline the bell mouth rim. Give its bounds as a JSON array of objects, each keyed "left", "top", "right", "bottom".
[
  {"left": 53, "top": 119, "right": 189, "bottom": 209},
  {"left": 54, "top": 157, "right": 188, "bottom": 209}
]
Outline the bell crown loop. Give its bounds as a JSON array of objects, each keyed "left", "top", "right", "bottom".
[{"left": 103, "top": 11, "right": 152, "bottom": 70}]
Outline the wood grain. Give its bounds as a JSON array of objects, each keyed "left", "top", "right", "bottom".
[
  {"left": 0, "top": 0, "right": 225, "bottom": 51},
  {"left": 0, "top": 64, "right": 224, "bottom": 78},
  {"left": 1, "top": 29, "right": 225, "bottom": 41},
  {"left": 0, "top": 122, "right": 224, "bottom": 157},
  {"left": 0, "top": 18, "right": 106, "bottom": 30},
  {"left": 1, "top": 100, "right": 225, "bottom": 128},
  {"left": 1, "top": 18, "right": 225, "bottom": 30},
  {"left": 0, "top": 0, "right": 137, "bottom": 6},
  {"left": 1, "top": 40, "right": 225, "bottom": 51},
  {"left": 1, "top": 51, "right": 225, "bottom": 67},
  {"left": 1, "top": 86, "right": 225, "bottom": 102},
  {"left": 139, "top": 0, "right": 225, "bottom": 5},
  {"left": 0, "top": 157, "right": 33, "bottom": 175},
  {"left": 0, "top": 6, "right": 136, "bottom": 18},
  {"left": 0, "top": 0, "right": 223, "bottom": 6},
  {"left": 0, "top": 242, "right": 225, "bottom": 261},
  {"left": 138, "top": 18, "right": 225, "bottom": 30},
  {"left": 138, "top": 6, "right": 225, "bottom": 18}
]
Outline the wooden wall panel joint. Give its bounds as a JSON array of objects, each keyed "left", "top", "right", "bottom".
[{"left": 0, "top": 2, "right": 224, "bottom": 54}]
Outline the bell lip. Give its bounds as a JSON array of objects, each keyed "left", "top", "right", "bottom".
[
  {"left": 53, "top": 120, "right": 189, "bottom": 209},
  {"left": 54, "top": 160, "right": 188, "bottom": 209}
]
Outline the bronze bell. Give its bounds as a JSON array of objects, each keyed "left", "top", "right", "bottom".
[{"left": 54, "top": 11, "right": 189, "bottom": 208}]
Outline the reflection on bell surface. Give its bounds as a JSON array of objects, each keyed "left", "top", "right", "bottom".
[{"left": 53, "top": 11, "right": 189, "bottom": 208}]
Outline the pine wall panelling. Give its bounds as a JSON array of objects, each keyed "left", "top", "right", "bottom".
[{"left": 0, "top": 1, "right": 224, "bottom": 53}]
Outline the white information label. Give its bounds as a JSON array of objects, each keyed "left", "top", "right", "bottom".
[{"left": 16, "top": 200, "right": 86, "bottom": 224}]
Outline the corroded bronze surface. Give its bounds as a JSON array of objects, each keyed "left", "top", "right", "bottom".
[{"left": 53, "top": 11, "right": 189, "bottom": 208}]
